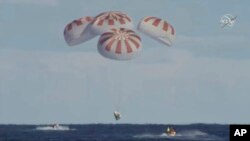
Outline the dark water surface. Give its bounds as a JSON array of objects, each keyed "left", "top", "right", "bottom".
[{"left": 0, "top": 124, "right": 229, "bottom": 141}]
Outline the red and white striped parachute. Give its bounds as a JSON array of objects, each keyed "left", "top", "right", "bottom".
[
  {"left": 90, "top": 11, "right": 133, "bottom": 35},
  {"left": 63, "top": 12, "right": 176, "bottom": 60},
  {"left": 137, "top": 16, "right": 175, "bottom": 46},
  {"left": 64, "top": 16, "right": 96, "bottom": 46},
  {"left": 98, "top": 28, "right": 142, "bottom": 60}
]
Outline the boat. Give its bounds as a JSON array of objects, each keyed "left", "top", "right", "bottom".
[
  {"left": 36, "top": 123, "right": 70, "bottom": 131},
  {"left": 50, "top": 123, "right": 60, "bottom": 129},
  {"left": 166, "top": 127, "right": 176, "bottom": 136}
]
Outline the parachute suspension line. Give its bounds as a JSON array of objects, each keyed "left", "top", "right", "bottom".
[
  {"left": 114, "top": 76, "right": 124, "bottom": 112},
  {"left": 112, "top": 65, "right": 127, "bottom": 113}
]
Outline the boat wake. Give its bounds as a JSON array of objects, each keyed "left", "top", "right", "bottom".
[{"left": 134, "top": 129, "right": 222, "bottom": 140}]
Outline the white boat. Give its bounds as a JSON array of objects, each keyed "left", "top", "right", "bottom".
[
  {"left": 166, "top": 127, "right": 176, "bottom": 136},
  {"left": 36, "top": 124, "right": 70, "bottom": 131},
  {"left": 50, "top": 123, "right": 60, "bottom": 129}
]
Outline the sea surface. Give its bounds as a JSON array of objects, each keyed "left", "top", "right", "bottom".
[{"left": 0, "top": 124, "right": 229, "bottom": 141}]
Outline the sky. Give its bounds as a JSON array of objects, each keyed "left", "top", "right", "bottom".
[{"left": 0, "top": 0, "right": 250, "bottom": 124}]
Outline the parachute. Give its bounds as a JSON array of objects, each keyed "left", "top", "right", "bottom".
[
  {"left": 63, "top": 11, "right": 141, "bottom": 60},
  {"left": 64, "top": 11, "right": 176, "bottom": 50},
  {"left": 137, "top": 16, "right": 175, "bottom": 46},
  {"left": 64, "top": 16, "right": 96, "bottom": 46},
  {"left": 90, "top": 11, "right": 133, "bottom": 35},
  {"left": 63, "top": 12, "right": 177, "bottom": 121},
  {"left": 98, "top": 28, "right": 142, "bottom": 60}
]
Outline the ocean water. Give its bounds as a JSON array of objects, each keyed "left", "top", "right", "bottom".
[{"left": 0, "top": 124, "right": 229, "bottom": 141}]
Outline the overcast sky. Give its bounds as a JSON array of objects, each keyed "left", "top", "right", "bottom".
[{"left": 0, "top": 0, "right": 250, "bottom": 124}]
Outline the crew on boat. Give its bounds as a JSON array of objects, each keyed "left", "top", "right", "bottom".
[
  {"left": 51, "top": 124, "right": 60, "bottom": 128},
  {"left": 166, "top": 127, "right": 176, "bottom": 136}
]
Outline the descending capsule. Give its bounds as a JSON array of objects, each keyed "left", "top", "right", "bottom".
[
  {"left": 90, "top": 11, "right": 133, "bottom": 35},
  {"left": 98, "top": 28, "right": 142, "bottom": 60},
  {"left": 64, "top": 16, "right": 96, "bottom": 46},
  {"left": 137, "top": 16, "right": 175, "bottom": 46}
]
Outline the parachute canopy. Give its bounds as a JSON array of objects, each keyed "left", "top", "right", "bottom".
[
  {"left": 90, "top": 11, "right": 133, "bottom": 35},
  {"left": 64, "top": 16, "right": 96, "bottom": 46},
  {"left": 63, "top": 12, "right": 176, "bottom": 60},
  {"left": 137, "top": 16, "right": 175, "bottom": 46},
  {"left": 98, "top": 28, "right": 142, "bottom": 60}
]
